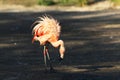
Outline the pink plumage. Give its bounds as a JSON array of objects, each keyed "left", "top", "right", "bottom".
[
  {"left": 32, "top": 16, "right": 65, "bottom": 59},
  {"left": 32, "top": 16, "right": 61, "bottom": 39}
]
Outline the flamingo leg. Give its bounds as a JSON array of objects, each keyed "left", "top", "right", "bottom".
[
  {"left": 43, "top": 46, "right": 47, "bottom": 71},
  {"left": 46, "top": 47, "right": 54, "bottom": 71},
  {"left": 44, "top": 45, "right": 54, "bottom": 72}
]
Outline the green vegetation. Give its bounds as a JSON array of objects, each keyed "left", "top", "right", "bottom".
[
  {"left": 0, "top": 0, "right": 37, "bottom": 6},
  {"left": 0, "top": 0, "right": 120, "bottom": 6},
  {"left": 111, "top": 0, "right": 120, "bottom": 5},
  {"left": 58, "top": 0, "right": 87, "bottom": 6},
  {"left": 58, "top": 0, "right": 75, "bottom": 6},
  {"left": 0, "top": 0, "right": 89, "bottom": 6},
  {"left": 77, "top": 0, "right": 87, "bottom": 6},
  {"left": 38, "top": 0, "right": 55, "bottom": 5}
]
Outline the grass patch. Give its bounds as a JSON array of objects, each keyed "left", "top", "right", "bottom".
[
  {"left": 0, "top": 0, "right": 38, "bottom": 6},
  {"left": 111, "top": 0, "right": 120, "bottom": 5},
  {"left": 38, "top": 0, "right": 55, "bottom": 5},
  {"left": 1, "top": 0, "right": 120, "bottom": 7},
  {"left": 0, "top": 0, "right": 88, "bottom": 6},
  {"left": 55, "top": 0, "right": 87, "bottom": 6}
]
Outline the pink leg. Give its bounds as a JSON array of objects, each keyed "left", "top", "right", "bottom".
[{"left": 51, "top": 40, "right": 65, "bottom": 59}]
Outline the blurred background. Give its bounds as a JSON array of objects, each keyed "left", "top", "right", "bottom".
[
  {"left": 0, "top": 0, "right": 120, "bottom": 12},
  {"left": 0, "top": 0, "right": 119, "bottom": 8},
  {"left": 0, "top": 0, "right": 120, "bottom": 6}
]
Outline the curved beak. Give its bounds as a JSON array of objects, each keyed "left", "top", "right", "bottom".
[{"left": 32, "top": 36, "right": 35, "bottom": 43}]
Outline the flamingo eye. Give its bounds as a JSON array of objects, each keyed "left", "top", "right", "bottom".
[{"left": 37, "top": 35, "right": 39, "bottom": 37}]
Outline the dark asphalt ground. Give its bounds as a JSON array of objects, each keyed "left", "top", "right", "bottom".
[{"left": 0, "top": 9, "right": 120, "bottom": 80}]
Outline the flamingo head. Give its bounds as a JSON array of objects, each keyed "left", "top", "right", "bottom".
[{"left": 32, "top": 35, "right": 38, "bottom": 43}]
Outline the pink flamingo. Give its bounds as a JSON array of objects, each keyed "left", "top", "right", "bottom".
[{"left": 32, "top": 16, "right": 65, "bottom": 71}]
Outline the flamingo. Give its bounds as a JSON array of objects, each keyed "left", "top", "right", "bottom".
[{"left": 32, "top": 16, "right": 65, "bottom": 71}]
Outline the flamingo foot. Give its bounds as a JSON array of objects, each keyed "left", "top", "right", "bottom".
[
  {"left": 58, "top": 57, "right": 63, "bottom": 62},
  {"left": 49, "top": 67, "right": 56, "bottom": 73},
  {"left": 44, "top": 67, "right": 56, "bottom": 73}
]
